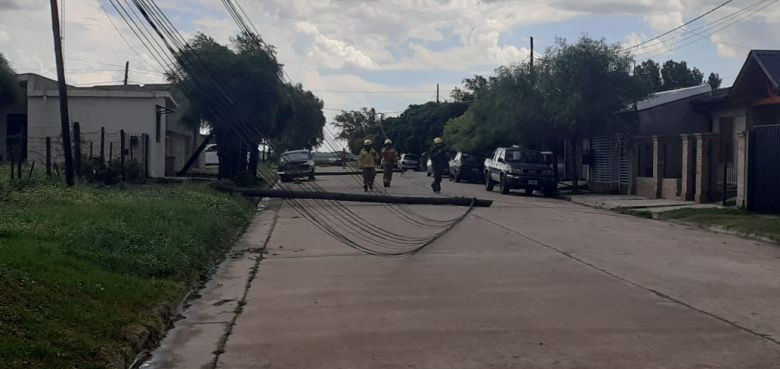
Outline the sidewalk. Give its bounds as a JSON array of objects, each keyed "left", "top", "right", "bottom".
[{"left": 561, "top": 193, "right": 721, "bottom": 214}]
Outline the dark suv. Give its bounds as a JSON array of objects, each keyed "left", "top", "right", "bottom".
[
  {"left": 449, "top": 152, "right": 485, "bottom": 183},
  {"left": 484, "top": 147, "right": 556, "bottom": 196},
  {"left": 277, "top": 150, "right": 315, "bottom": 182}
]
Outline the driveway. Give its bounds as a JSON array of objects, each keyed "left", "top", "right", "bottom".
[{"left": 146, "top": 170, "right": 780, "bottom": 369}]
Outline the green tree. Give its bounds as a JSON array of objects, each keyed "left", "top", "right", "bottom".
[
  {"left": 168, "top": 33, "right": 289, "bottom": 180},
  {"left": 660, "top": 60, "right": 704, "bottom": 90},
  {"left": 708, "top": 72, "right": 723, "bottom": 91},
  {"left": 633, "top": 60, "right": 662, "bottom": 92},
  {"left": 332, "top": 108, "right": 381, "bottom": 153},
  {"left": 381, "top": 102, "right": 468, "bottom": 154},
  {"left": 0, "top": 52, "right": 20, "bottom": 107},
  {"left": 273, "top": 83, "right": 326, "bottom": 152}
]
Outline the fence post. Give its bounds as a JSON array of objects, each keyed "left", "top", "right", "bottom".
[
  {"left": 54, "top": 163, "right": 60, "bottom": 177},
  {"left": 28, "top": 161, "right": 35, "bottom": 179},
  {"left": 73, "top": 122, "right": 82, "bottom": 175},
  {"left": 120, "top": 129, "right": 126, "bottom": 182},
  {"left": 100, "top": 127, "right": 105, "bottom": 163},
  {"left": 89, "top": 141, "right": 93, "bottom": 159},
  {"left": 46, "top": 137, "right": 52, "bottom": 177},
  {"left": 109, "top": 142, "right": 113, "bottom": 163},
  {"left": 129, "top": 136, "right": 134, "bottom": 161},
  {"left": 143, "top": 134, "right": 150, "bottom": 178}
]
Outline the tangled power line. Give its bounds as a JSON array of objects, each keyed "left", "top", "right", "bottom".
[{"left": 99, "top": 0, "right": 474, "bottom": 257}]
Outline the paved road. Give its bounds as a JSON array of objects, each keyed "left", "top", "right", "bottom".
[{"left": 146, "top": 170, "right": 780, "bottom": 369}]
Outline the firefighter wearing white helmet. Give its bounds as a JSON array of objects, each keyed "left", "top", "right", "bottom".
[
  {"left": 429, "top": 137, "right": 448, "bottom": 193},
  {"left": 381, "top": 139, "right": 399, "bottom": 188},
  {"left": 358, "top": 139, "right": 379, "bottom": 191}
]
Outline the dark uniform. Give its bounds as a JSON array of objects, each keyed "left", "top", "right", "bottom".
[{"left": 429, "top": 143, "right": 448, "bottom": 193}]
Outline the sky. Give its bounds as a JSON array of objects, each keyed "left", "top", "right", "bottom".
[{"left": 1, "top": 0, "right": 779, "bottom": 128}]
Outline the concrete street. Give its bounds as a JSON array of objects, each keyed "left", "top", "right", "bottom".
[{"left": 145, "top": 170, "right": 780, "bottom": 369}]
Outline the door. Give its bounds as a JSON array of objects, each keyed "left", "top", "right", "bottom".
[
  {"left": 491, "top": 149, "right": 503, "bottom": 181},
  {"left": 748, "top": 124, "right": 780, "bottom": 214},
  {"left": 6, "top": 114, "right": 27, "bottom": 161}
]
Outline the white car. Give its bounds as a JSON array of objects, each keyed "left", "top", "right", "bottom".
[{"left": 205, "top": 144, "right": 219, "bottom": 166}]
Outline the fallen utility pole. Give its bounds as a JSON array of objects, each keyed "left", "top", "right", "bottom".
[
  {"left": 315, "top": 169, "right": 405, "bottom": 176},
  {"left": 227, "top": 188, "right": 493, "bottom": 207},
  {"left": 49, "top": 0, "right": 75, "bottom": 186}
]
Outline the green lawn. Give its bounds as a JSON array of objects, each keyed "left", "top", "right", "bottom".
[
  {"left": 658, "top": 208, "right": 780, "bottom": 243},
  {"left": 0, "top": 171, "right": 254, "bottom": 369}
]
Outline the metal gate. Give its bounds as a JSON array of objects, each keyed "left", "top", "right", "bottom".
[
  {"left": 748, "top": 124, "right": 780, "bottom": 214},
  {"left": 590, "top": 135, "right": 630, "bottom": 191}
]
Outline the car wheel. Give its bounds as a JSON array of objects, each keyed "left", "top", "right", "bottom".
[
  {"left": 280, "top": 176, "right": 292, "bottom": 183},
  {"left": 500, "top": 175, "right": 510, "bottom": 195},
  {"left": 524, "top": 187, "right": 534, "bottom": 196},
  {"left": 309, "top": 171, "right": 316, "bottom": 181},
  {"left": 485, "top": 172, "right": 495, "bottom": 191}
]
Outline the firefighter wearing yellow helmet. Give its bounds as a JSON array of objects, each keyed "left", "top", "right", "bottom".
[
  {"left": 380, "top": 139, "right": 399, "bottom": 188},
  {"left": 429, "top": 137, "right": 448, "bottom": 193},
  {"left": 358, "top": 139, "right": 379, "bottom": 191}
]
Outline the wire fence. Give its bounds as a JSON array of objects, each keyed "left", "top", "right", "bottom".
[{"left": 4, "top": 123, "right": 151, "bottom": 182}]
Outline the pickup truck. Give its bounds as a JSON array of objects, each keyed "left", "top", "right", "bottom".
[{"left": 484, "top": 147, "right": 556, "bottom": 196}]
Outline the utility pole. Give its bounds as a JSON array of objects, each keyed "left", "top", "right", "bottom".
[
  {"left": 436, "top": 83, "right": 440, "bottom": 103},
  {"left": 123, "top": 61, "right": 129, "bottom": 85},
  {"left": 49, "top": 0, "right": 75, "bottom": 186}
]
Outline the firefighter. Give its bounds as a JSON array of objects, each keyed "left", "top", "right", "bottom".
[
  {"left": 381, "top": 139, "right": 399, "bottom": 188},
  {"left": 429, "top": 137, "right": 449, "bottom": 193},
  {"left": 358, "top": 139, "right": 379, "bottom": 191}
]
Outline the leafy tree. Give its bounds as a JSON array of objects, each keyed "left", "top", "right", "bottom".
[
  {"left": 168, "top": 33, "right": 290, "bottom": 180},
  {"left": 660, "top": 60, "right": 704, "bottom": 90},
  {"left": 708, "top": 72, "right": 723, "bottom": 90},
  {"left": 381, "top": 102, "right": 468, "bottom": 155},
  {"left": 449, "top": 75, "right": 489, "bottom": 103},
  {"left": 633, "top": 60, "right": 662, "bottom": 92},
  {"left": 273, "top": 83, "right": 326, "bottom": 152},
  {"left": 540, "top": 37, "right": 649, "bottom": 181},
  {"left": 0, "top": 52, "right": 20, "bottom": 108},
  {"left": 332, "top": 108, "right": 381, "bottom": 153}
]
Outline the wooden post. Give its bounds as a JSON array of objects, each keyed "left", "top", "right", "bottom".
[
  {"left": 129, "top": 136, "right": 134, "bottom": 161},
  {"left": 143, "top": 134, "right": 150, "bottom": 178},
  {"left": 89, "top": 141, "right": 93, "bottom": 159},
  {"left": 120, "top": 129, "right": 126, "bottom": 181},
  {"left": 9, "top": 152, "right": 14, "bottom": 180},
  {"left": 100, "top": 126, "right": 105, "bottom": 162},
  {"left": 109, "top": 142, "right": 113, "bottom": 162},
  {"left": 54, "top": 163, "right": 60, "bottom": 177},
  {"left": 28, "top": 161, "right": 35, "bottom": 179},
  {"left": 16, "top": 153, "right": 22, "bottom": 181},
  {"left": 46, "top": 137, "right": 52, "bottom": 177},
  {"left": 49, "top": 0, "right": 75, "bottom": 186},
  {"left": 73, "top": 122, "right": 82, "bottom": 175}
]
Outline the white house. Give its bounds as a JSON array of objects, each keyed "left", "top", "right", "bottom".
[{"left": 0, "top": 74, "right": 203, "bottom": 178}]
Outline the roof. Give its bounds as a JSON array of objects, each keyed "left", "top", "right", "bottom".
[
  {"left": 732, "top": 50, "right": 780, "bottom": 93},
  {"left": 19, "top": 73, "right": 178, "bottom": 108},
  {"left": 635, "top": 84, "right": 712, "bottom": 111}
]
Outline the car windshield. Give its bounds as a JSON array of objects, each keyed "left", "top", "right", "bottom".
[
  {"left": 281, "top": 152, "right": 310, "bottom": 162},
  {"left": 505, "top": 150, "right": 544, "bottom": 164},
  {"left": 403, "top": 154, "right": 418, "bottom": 160}
]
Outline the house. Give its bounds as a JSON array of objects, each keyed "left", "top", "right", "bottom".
[
  {"left": 0, "top": 73, "right": 204, "bottom": 178},
  {"left": 585, "top": 50, "right": 780, "bottom": 213},
  {"left": 584, "top": 84, "right": 712, "bottom": 196}
]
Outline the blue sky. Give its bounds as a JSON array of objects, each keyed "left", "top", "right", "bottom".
[{"left": 0, "top": 0, "right": 777, "bottom": 120}]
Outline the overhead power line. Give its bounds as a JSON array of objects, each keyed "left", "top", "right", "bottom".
[{"left": 623, "top": 0, "right": 734, "bottom": 50}]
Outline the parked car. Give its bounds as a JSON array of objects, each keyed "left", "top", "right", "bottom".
[
  {"left": 449, "top": 152, "right": 485, "bottom": 183},
  {"left": 399, "top": 153, "right": 420, "bottom": 171},
  {"left": 205, "top": 144, "right": 219, "bottom": 166},
  {"left": 426, "top": 158, "right": 451, "bottom": 177},
  {"left": 419, "top": 151, "right": 429, "bottom": 171},
  {"left": 277, "top": 149, "right": 315, "bottom": 182},
  {"left": 312, "top": 152, "right": 339, "bottom": 166},
  {"left": 484, "top": 146, "right": 556, "bottom": 196}
]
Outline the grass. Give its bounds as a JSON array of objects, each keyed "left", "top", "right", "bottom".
[
  {"left": 0, "top": 165, "right": 254, "bottom": 369},
  {"left": 658, "top": 208, "right": 780, "bottom": 243}
]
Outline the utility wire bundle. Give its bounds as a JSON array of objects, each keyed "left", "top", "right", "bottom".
[{"left": 100, "top": 0, "right": 474, "bottom": 257}]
